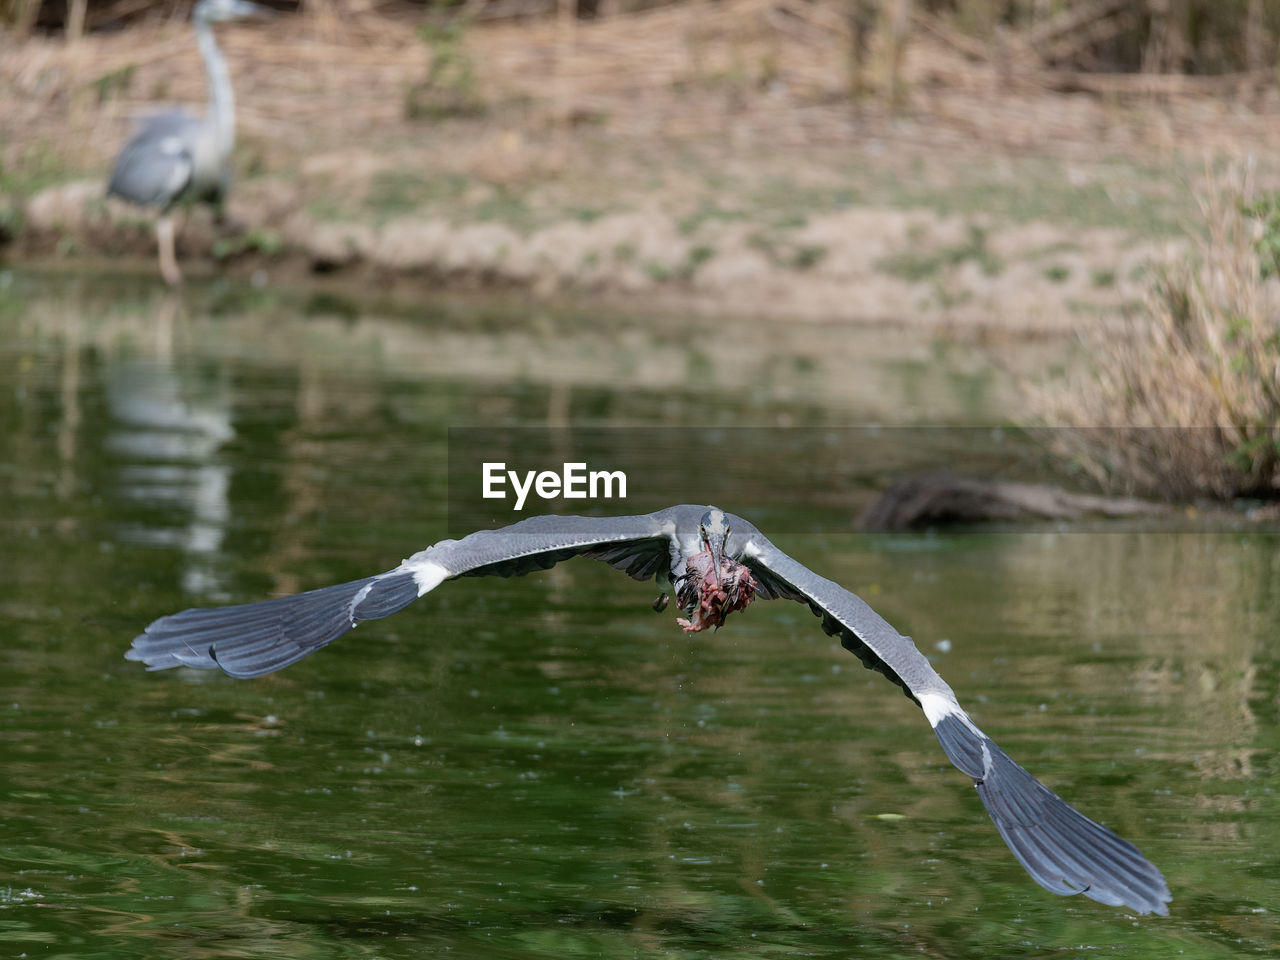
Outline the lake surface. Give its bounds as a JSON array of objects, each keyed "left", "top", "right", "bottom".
[{"left": 1, "top": 270, "right": 1277, "bottom": 958}]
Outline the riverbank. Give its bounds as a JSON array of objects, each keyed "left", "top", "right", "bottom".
[{"left": 4, "top": 0, "right": 1279, "bottom": 332}]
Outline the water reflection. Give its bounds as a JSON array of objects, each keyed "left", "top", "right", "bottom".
[{"left": 105, "top": 299, "right": 235, "bottom": 597}]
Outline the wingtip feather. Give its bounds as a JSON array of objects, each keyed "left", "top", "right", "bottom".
[
  {"left": 932, "top": 711, "right": 1170, "bottom": 915},
  {"left": 125, "top": 570, "right": 420, "bottom": 678}
]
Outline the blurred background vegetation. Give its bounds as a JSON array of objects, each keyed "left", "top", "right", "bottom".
[
  {"left": 2, "top": 0, "right": 1280, "bottom": 502},
  {"left": 0, "top": 0, "right": 1275, "bottom": 71},
  {"left": 5, "top": 0, "right": 1280, "bottom": 79}
]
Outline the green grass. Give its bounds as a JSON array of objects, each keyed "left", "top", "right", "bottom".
[
  {"left": 747, "top": 180, "right": 858, "bottom": 230},
  {"left": 678, "top": 201, "right": 747, "bottom": 236},
  {"left": 212, "top": 228, "right": 284, "bottom": 260},
  {"left": 1243, "top": 190, "right": 1280, "bottom": 278},
  {"left": 688, "top": 244, "right": 715, "bottom": 269},
  {"left": 0, "top": 194, "right": 21, "bottom": 240},
  {"left": 1025, "top": 240, "right": 1081, "bottom": 259},
  {"left": 644, "top": 244, "right": 715, "bottom": 283},
  {"left": 670, "top": 154, "right": 1188, "bottom": 244},
  {"left": 644, "top": 260, "right": 674, "bottom": 282},
  {"left": 304, "top": 190, "right": 353, "bottom": 223},
  {"left": 291, "top": 136, "right": 1196, "bottom": 260},
  {"left": 0, "top": 138, "right": 84, "bottom": 197},
  {"left": 791, "top": 244, "right": 827, "bottom": 270},
  {"left": 92, "top": 63, "right": 136, "bottom": 103},
  {"left": 305, "top": 170, "right": 537, "bottom": 231},
  {"left": 367, "top": 170, "right": 470, "bottom": 220},
  {"left": 467, "top": 187, "right": 533, "bottom": 228},
  {"left": 746, "top": 232, "right": 828, "bottom": 272},
  {"left": 847, "top": 154, "right": 1192, "bottom": 237},
  {"left": 878, "top": 224, "right": 1003, "bottom": 281}
]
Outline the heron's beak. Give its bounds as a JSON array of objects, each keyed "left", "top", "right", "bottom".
[{"left": 707, "top": 534, "right": 724, "bottom": 589}]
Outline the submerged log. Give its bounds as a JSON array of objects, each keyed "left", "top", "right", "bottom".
[{"left": 858, "top": 471, "right": 1167, "bottom": 532}]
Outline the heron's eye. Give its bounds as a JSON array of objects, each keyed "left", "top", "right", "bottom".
[{"left": 699, "top": 525, "right": 707, "bottom": 539}]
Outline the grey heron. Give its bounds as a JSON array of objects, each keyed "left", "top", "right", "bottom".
[
  {"left": 107, "top": 0, "right": 269, "bottom": 286},
  {"left": 127, "top": 504, "right": 1171, "bottom": 915}
]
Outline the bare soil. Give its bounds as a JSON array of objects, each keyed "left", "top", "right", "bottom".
[{"left": 5, "top": 0, "right": 1280, "bottom": 332}]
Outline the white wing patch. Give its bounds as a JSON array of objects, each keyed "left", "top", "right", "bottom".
[
  {"left": 919, "top": 691, "right": 962, "bottom": 728},
  {"left": 347, "top": 581, "right": 374, "bottom": 625},
  {"left": 407, "top": 558, "right": 451, "bottom": 597},
  {"left": 163, "top": 160, "right": 192, "bottom": 198}
]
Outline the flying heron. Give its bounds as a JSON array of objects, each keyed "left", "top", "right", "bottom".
[
  {"left": 107, "top": 0, "right": 269, "bottom": 286},
  {"left": 127, "top": 504, "right": 1171, "bottom": 915}
]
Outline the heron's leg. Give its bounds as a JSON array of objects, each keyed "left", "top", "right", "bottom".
[{"left": 156, "top": 215, "right": 183, "bottom": 287}]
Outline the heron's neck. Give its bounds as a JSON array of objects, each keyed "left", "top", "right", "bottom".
[{"left": 195, "top": 18, "right": 235, "bottom": 158}]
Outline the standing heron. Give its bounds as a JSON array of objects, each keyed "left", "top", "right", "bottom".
[
  {"left": 127, "top": 505, "right": 1171, "bottom": 915},
  {"left": 107, "top": 0, "right": 269, "bottom": 286}
]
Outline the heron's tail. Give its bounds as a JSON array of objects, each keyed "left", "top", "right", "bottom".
[
  {"left": 126, "top": 571, "right": 420, "bottom": 678},
  {"left": 932, "top": 710, "right": 1171, "bottom": 915}
]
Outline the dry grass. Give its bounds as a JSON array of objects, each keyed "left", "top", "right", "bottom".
[{"left": 1034, "top": 166, "right": 1280, "bottom": 500}]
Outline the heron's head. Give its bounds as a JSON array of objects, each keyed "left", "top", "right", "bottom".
[
  {"left": 195, "top": 0, "right": 273, "bottom": 23},
  {"left": 698, "top": 507, "right": 730, "bottom": 586}
]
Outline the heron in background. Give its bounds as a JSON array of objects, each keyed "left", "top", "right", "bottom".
[
  {"left": 127, "top": 504, "right": 1171, "bottom": 915},
  {"left": 108, "top": 0, "right": 269, "bottom": 286}
]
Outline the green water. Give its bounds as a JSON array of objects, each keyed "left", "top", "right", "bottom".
[{"left": 1, "top": 271, "right": 1277, "bottom": 958}]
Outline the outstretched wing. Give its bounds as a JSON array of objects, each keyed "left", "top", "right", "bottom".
[
  {"left": 733, "top": 523, "right": 1171, "bottom": 916},
  {"left": 126, "top": 508, "right": 688, "bottom": 679}
]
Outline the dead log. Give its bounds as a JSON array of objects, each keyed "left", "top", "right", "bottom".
[{"left": 858, "top": 471, "right": 1168, "bottom": 531}]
